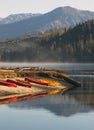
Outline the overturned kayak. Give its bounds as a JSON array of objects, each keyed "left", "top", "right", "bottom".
[
  {"left": 6, "top": 79, "right": 31, "bottom": 88},
  {"left": 0, "top": 81, "right": 17, "bottom": 87},
  {"left": 25, "top": 78, "right": 48, "bottom": 86}
]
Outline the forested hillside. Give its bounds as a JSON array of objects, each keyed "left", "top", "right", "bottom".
[{"left": 0, "top": 20, "right": 94, "bottom": 62}]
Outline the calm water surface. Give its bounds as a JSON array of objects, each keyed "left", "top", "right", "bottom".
[{"left": 0, "top": 63, "right": 94, "bottom": 130}]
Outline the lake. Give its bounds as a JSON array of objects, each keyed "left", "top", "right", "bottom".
[{"left": 0, "top": 63, "right": 94, "bottom": 130}]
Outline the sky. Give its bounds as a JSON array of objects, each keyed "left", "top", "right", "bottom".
[{"left": 0, "top": 0, "right": 94, "bottom": 17}]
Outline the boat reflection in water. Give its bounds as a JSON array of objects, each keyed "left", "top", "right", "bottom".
[
  {"left": 7, "top": 76, "right": 94, "bottom": 117},
  {"left": 0, "top": 89, "right": 62, "bottom": 105}
]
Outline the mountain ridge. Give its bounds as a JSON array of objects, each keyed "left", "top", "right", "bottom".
[
  {"left": 0, "top": 13, "right": 42, "bottom": 24},
  {"left": 0, "top": 6, "right": 94, "bottom": 40}
]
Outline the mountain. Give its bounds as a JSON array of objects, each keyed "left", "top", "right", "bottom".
[
  {"left": 0, "top": 17, "right": 2, "bottom": 20},
  {"left": 0, "top": 19, "right": 94, "bottom": 62},
  {"left": 0, "top": 13, "right": 41, "bottom": 24},
  {"left": 9, "top": 93, "right": 94, "bottom": 117},
  {"left": 0, "top": 6, "right": 94, "bottom": 40}
]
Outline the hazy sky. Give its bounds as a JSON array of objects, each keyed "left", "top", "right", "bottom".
[{"left": 1, "top": 0, "right": 94, "bottom": 17}]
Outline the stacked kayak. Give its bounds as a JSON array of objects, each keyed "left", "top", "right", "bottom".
[
  {"left": 0, "top": 80, "right": 31, "bottom": 88},
  {"left": 0, "top": 78, "right": 49, "bottom": 88},
  {"left": 0, "top": 77, "right": 66, "bottom": 104},
  {"left": 0, "top": 78, "right": 61, "bottom": 88}
]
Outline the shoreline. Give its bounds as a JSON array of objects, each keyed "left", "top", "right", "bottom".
[{"left": 0, "top": 68, "right": 80, "bottom": 103}]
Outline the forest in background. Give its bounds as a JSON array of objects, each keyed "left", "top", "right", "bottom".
[{"left": 0, "top": 19, "right": 94, "bottom": 62}]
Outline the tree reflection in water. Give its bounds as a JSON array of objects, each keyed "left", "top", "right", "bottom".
[{"left": 6, "top": 76, "right": 94, "bottom": 117}]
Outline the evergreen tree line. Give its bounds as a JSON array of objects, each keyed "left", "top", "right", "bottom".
[{"left": 0, "top": 20, "right": 94, "bottom": 62}]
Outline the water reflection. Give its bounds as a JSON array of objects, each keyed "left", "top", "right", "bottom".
[{"left": 7, "top": 77, "right": 94, "bottom": 117}]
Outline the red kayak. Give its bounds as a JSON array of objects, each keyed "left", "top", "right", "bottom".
[
  {"left": 6, "top": 79, "right": 31, "bottom": 88},
  {"left": 0, "top": 97, "right": 17, "bottom": 103},
  {"left": 31, "top": 92, "right": 48, "bottom": 98},
  {"left": 25, "top": 78, "right": 48, "bottom": 86},
  {"left": 0, "top": 81, "right": 17, "bottom": 87}
]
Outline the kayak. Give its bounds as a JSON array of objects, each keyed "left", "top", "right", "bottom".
[
  {"left": 6, "top": 79, "right": 31, "bottom": 88},
  {"left": 0, "top": 97, "right": 17, "bottom": 104},
  {"left": 0, "top": 81, "right": 17, "bottom": 87},
  {"left": 25, "top": 78, "right": 48, "bottom": 86}
]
